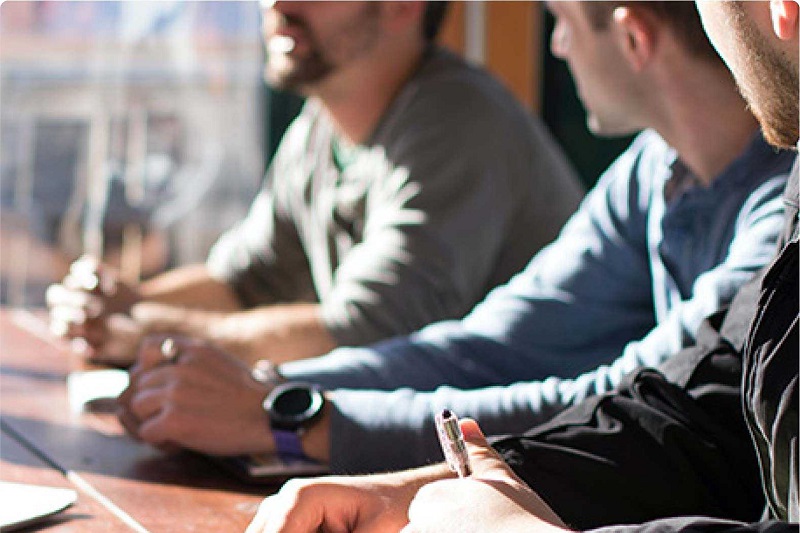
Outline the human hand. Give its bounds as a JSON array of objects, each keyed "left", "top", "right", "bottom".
[
  {"left": 47, "top": 255, "right": 142, "bottom": 365},
  {"left": 245, "top": 467, "right": 437, "bottom": 533},
  {"left": 117, "top": 336, "right": 274, "bottom": 455},
  {"left": 401, "top": 419, "right": 569, "bottom": 533}
]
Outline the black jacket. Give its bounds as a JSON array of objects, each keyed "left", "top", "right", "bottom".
[{"left": 492, "top": 159, "right": 799, "bottom": 532}]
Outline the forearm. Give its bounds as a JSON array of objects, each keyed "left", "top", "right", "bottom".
[
  {"left": 139, "top": 264, "right": 242, "bottom": 311},
  {"left": 213, "top": 303, "right": 337, "bottom": 366},
  {"left": 136, "top": 302, "right": 338, "bottom": 366},
  {"left": 279, "top": 319, "right": 555, "bottom": 393}
]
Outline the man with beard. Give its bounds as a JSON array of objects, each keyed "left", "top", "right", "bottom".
[
  {"left": 46, "top": 2, "right": 583, "bottom": 367},
  {"left": 247, "top": 0, "right": 799, "bottom": 531}
]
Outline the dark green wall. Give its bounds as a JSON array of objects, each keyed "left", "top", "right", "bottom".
[{"left": 262, "top": 86, "right": 304, "bottom": 169}]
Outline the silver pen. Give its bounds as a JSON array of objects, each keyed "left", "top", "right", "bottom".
[{"left": 435, "top": 409, "right": 472, "bottom": 477}]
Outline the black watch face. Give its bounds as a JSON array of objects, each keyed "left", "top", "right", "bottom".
[{"left": 268, "top": 383, "right": 323, "bottom": 429}]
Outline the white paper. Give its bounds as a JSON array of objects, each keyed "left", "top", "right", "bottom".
[{"left": 0, "top": 481, "right": 77, "bottom": 530}]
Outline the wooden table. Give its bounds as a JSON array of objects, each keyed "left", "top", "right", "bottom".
[{"left": 0, "top": 308, "right": 274, "bottom": 532}]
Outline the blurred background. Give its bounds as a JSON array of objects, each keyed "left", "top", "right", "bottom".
[{"left": 0, "top": 1, "right": 631, "bottom": 308}]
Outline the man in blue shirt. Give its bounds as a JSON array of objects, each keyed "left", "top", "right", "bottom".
[{"left": 117, "top": 2, "right": 794, "bottom": 471}]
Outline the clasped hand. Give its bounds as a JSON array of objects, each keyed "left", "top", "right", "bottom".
[
  {"left": 117, "top": 336, "right": 275, "bottom": 456},
  {"left": 47, "top": 255, "right": 143, "bottom": 366}
]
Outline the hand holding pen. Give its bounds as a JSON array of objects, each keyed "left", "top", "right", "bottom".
[
  {"left": 246, "top": 415, "right": 565, "bottom": 533},
  {"left": 401, "top": 414, "right": 566, "bottom": 532}
]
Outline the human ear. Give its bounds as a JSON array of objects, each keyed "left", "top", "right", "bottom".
[
  {"left": 770, "top": 0, "right": 799, "bottom": 40},
  {"left": 612, "top": 6, "right": 656, "bottom": 71}
]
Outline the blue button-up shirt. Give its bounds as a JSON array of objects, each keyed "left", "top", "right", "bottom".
[{"left": 280, "top": 130, "right": 795, "bottom": 474}]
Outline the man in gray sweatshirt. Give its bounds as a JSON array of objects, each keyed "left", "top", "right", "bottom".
[{"left": 47, "top": 2, "right": 581, "bottom": 367}]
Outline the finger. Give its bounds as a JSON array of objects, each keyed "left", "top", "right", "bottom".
[
  {"left": 459, "top": 418, "right": 511, "bottom": 479},
  {"left": 132, "top": 336, "right": 174, "bottom": 373},
  {"left": 136, "top": 406, "right": 176, "bottom": 447},
  {"left": 123, "top": 365, "right": 174, "bottom": 413},
  {"left": 48, "top": 280, "right": 88, "bottom": 304},
  {"left": 50, "top": 317, "right": 69, "bottom": 338},
  {"left": 117, "top": 380, "right": 135, "bottom": 410},
  {"left": 50, "top": 305, "right": 88, "bottom": 326},
  {"left": 69, "top": 256, "right": 102, "bottom": 290},
  {"left": 254, "top": 481, "right": 332, "bottom": 533},
  {"left": 130, "top": 365, "right": 176, "bottom": 394},
  {"left": 128, "top": 386, "right": 170, "bottom": 423},
  {"left": 46, "top": 284, "right": 81, "bottom": 308},
  {"left": 134, "top": 334, "right": 205, "bottom": 368},
  {"left": 72, "top": 254, "right": 100, "bottom": 274},
  {"left": 47, "top": 285, "right": 104, "bottom": 315},
  {"left": 118, "top": 406, "right": 142, "bottom": 438},
  {"left": 66, "top": 269, "right": 100, "bottom": 293},
  {"left": 71, "top": 255, "right": 123, "bottom": 297},
  {"left": 459, "top": 418, "right": 485, "bottom": 441}
]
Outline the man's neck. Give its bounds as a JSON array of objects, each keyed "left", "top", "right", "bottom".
[
  {"left": 312, "top": 41, "right": 428, "bottom": 145},
  {"left": 653, "top": 63, "right": 759, "bottom": 185}
]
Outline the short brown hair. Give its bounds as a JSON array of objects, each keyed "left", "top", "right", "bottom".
[
  {"left": 581, "top": 2, "right": 720, "bottom": 63},
  {"left": 423, "top": 2, "right": 450, "bottom": 42}
]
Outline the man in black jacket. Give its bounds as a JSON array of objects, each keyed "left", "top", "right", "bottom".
[{"left": 246, "top": 2, "right": 798, "bottom": 531}]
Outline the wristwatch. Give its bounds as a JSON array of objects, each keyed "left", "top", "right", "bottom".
[{"left": 263, "top": 382, "right": 325, "bottom": 462}]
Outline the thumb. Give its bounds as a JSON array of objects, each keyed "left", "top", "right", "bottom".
[
  {"left": 459, "top": 418, "right": 515, "bottom": 480},
  {"left": 71, "top": 255, "right": 118, "bottom": 295}
]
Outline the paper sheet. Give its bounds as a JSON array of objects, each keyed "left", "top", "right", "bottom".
[
  {"left": 66, "top": 369, "right": 129, "bottom": 413},
  {"left": 0, "top": 481, "right": 77, "bottom": 530}
]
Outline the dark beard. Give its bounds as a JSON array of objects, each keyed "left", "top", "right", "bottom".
[
  {"left": 263, "top": 11, "right": 335, "bottom": 92},
  {"left": 265, "top": 47, "right": 335, "bottom": 92},
  {"left": 262, "top": 4, "right": 381, "bottom": 94}
]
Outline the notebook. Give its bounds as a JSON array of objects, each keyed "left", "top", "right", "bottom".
[
  {"left": 214, "top": 453, "right": 329, "bottom": 485},
  {"left": 66, "top": 369, "right": 129, "bottom": 413}
]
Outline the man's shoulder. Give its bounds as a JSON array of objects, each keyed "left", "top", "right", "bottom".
[
  {"left": 369, "top": 47, "right": 557, "bottom": 169},
  {"left": 393, "top": 47, "right": 529, "bottom": 129}
]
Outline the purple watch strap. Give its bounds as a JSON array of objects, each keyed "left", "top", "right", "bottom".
[{"left": 272, "top": 429, "right": 306, "bottom": 463}]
